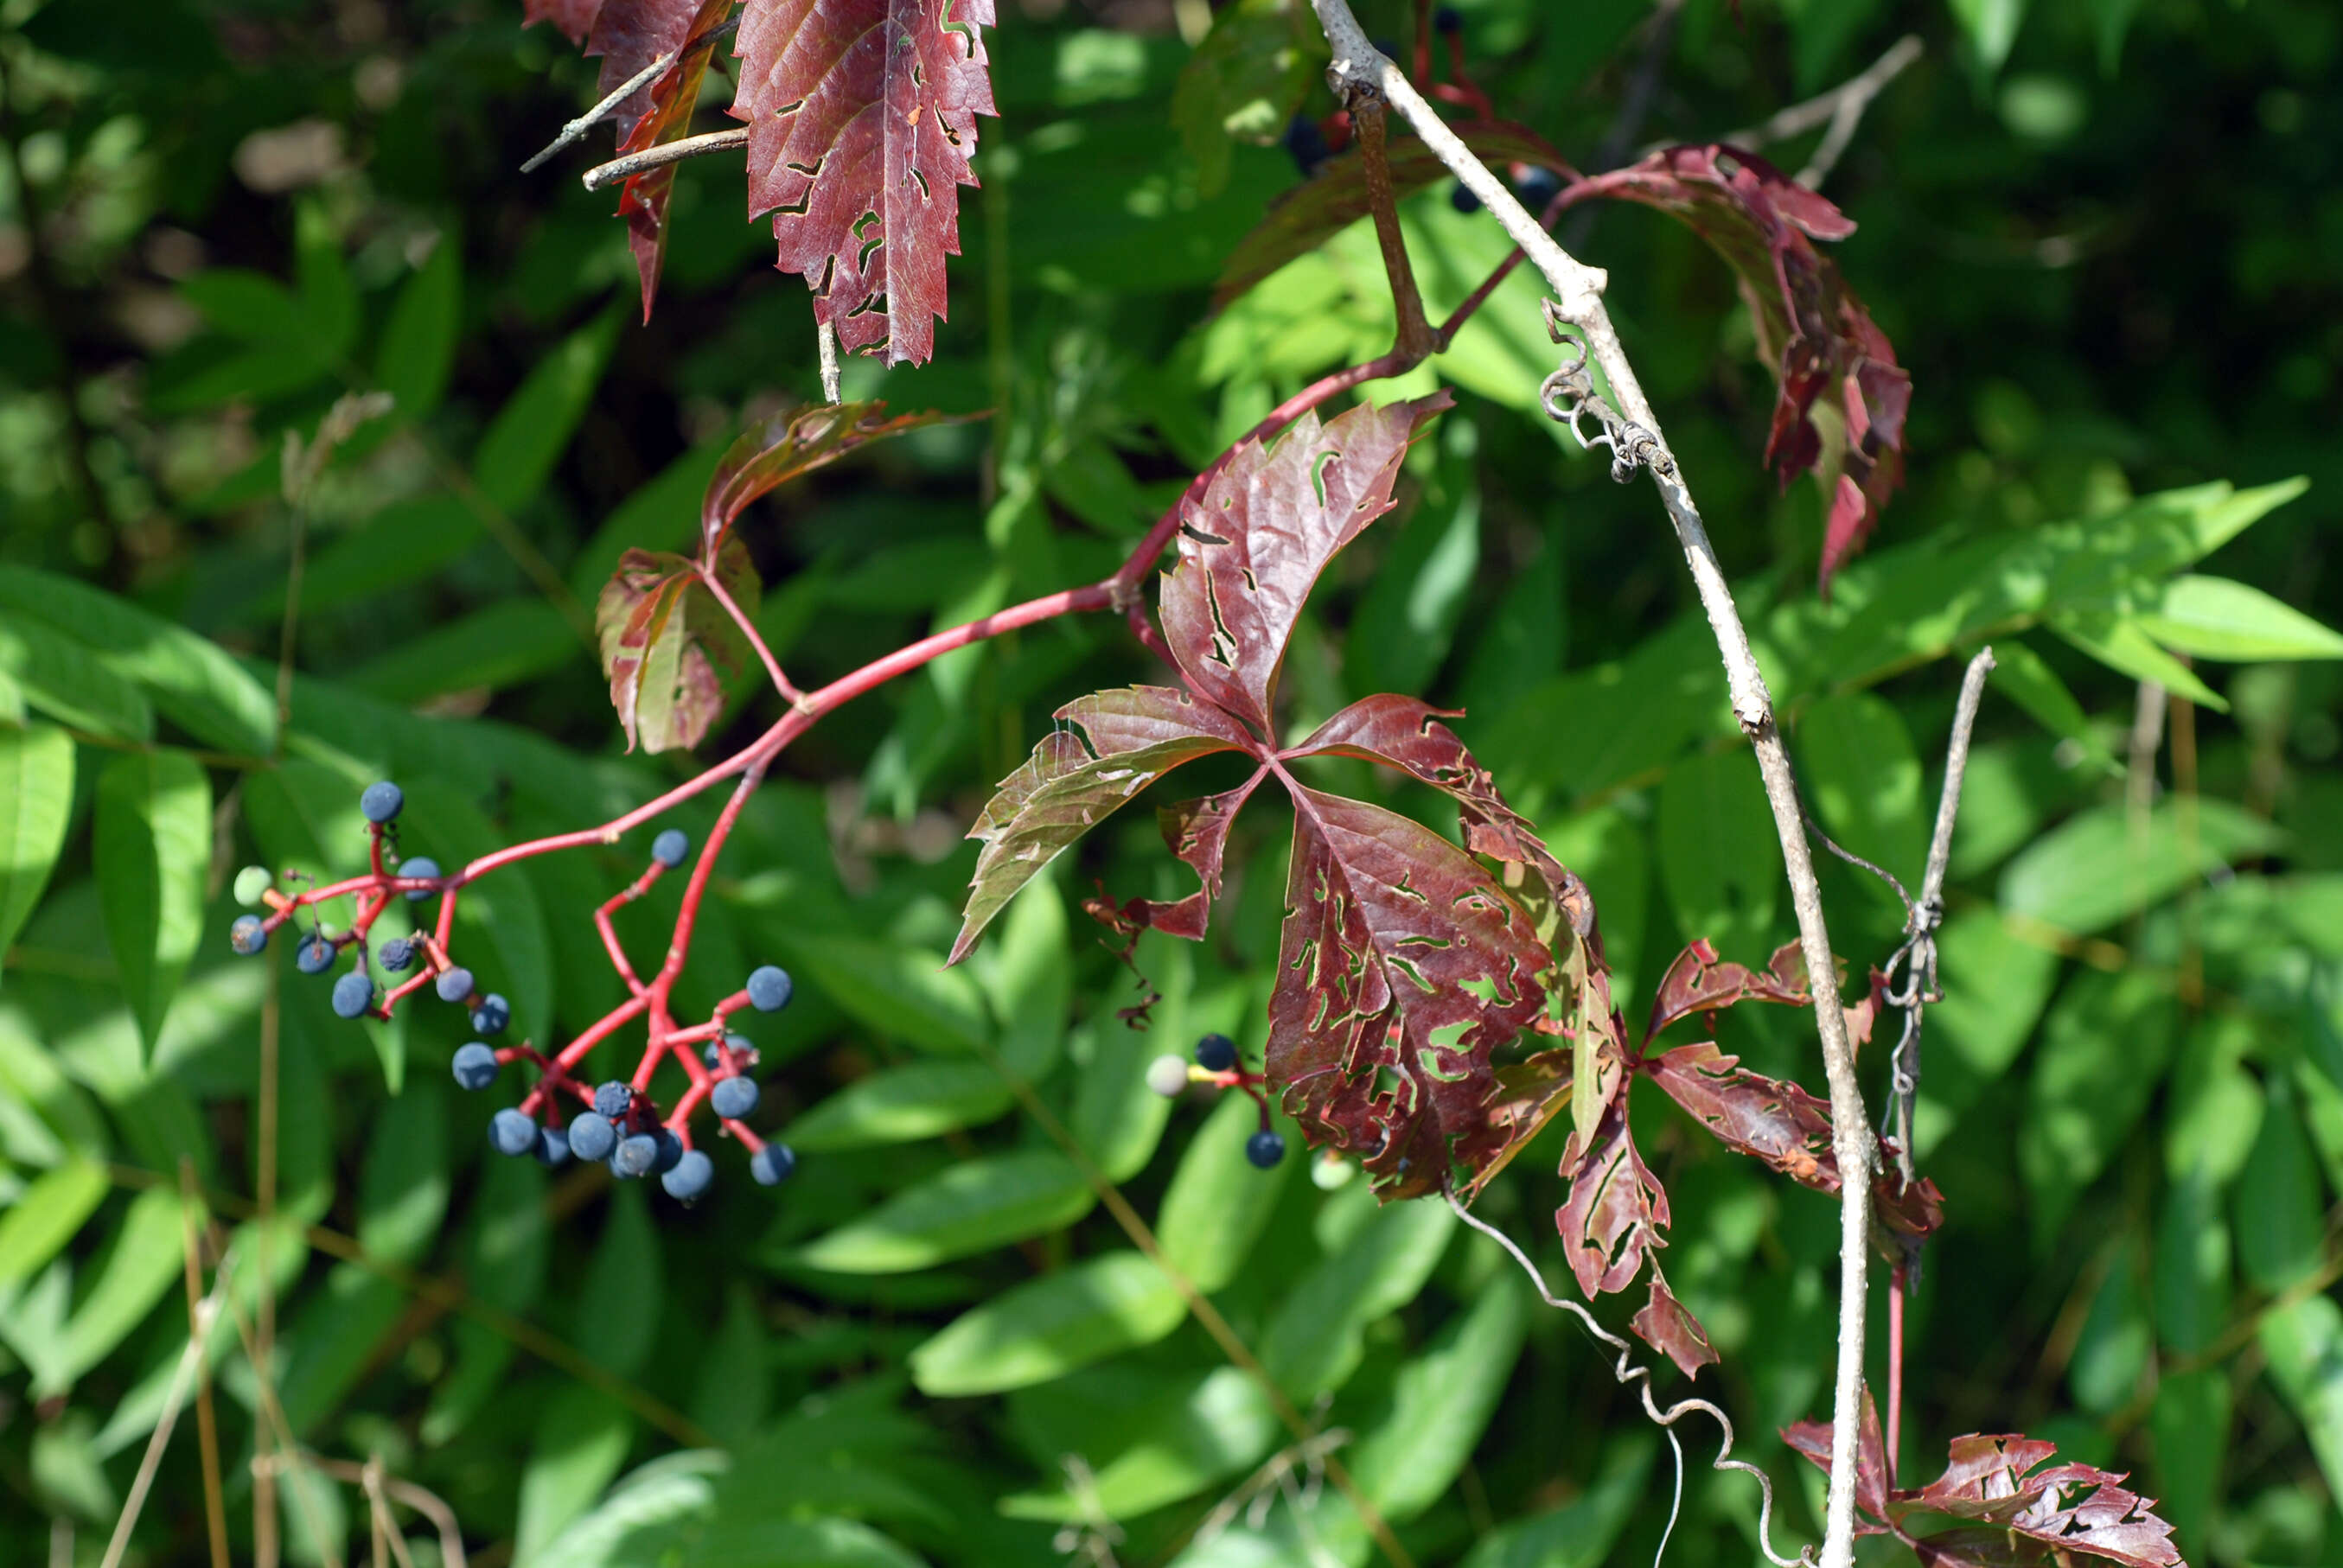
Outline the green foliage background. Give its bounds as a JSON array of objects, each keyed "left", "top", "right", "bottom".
[{"left": 1, "top": 0, "right": 2340, "bottom": 1564}]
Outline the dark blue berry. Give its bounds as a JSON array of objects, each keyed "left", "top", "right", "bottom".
[
  {"left": 711, "top": 1076, "right": 759, "bottom": 1120},
  {"left": 436, "top": 966, "right": 475, "bottom": 1004},
  {"left": 704, "top": 1033, "right": 756, "bottom": 1073},
  {"left": 451, "top": 1042, "right": 500, "bottom": 1091},
  {"left": 536, "top": 1125, "right": 572, "bottom": 1168},
  {"left": 750, "top": 1144, "right": 797, "bottom": 1187},
  {"left": 230, "top": 915, "right": 268, "bottom": 956},
  {"left": 1284, "top": 113, "right": 1331, "bottom": 180},
  {"left": 1514, "top": 166, "right": 1562, "bottom": 208},
  {"left": 379, "top": 935, "right": 415, "bottom": 972},
  {"left": 331, "top": 971, "right": 374, "bottom": 1020},
  {"left": 489, "top": 1108, "right": 539, "bottom": 1157},
  {"left": 661, "top": 1149, "right": 713, "bottom": 1201},
  {"left": 651, "top": 828, "right": 689, "bottom": 868},
  {"left": 1246, "top": 1130, "right": 1286, "bottom": 1169},
  {"left": 651, "top": 1130, "right": 684, "bottom": 1175},
  {"left": 469, "top": 994, "right": 510, "bottom": 1035},
  {"left": 567, "top": 1112, "right": 618, "bottom": 1163},
  {"left": 1195, "top": 1033, "right": 1239, "bottom": 1073},
  {"left": 1433, "top": 5, "right": 1463, "bottom": 35},
  {"left": 593, "top": 1081, "right": 632, "bottom": 1120},
  {"left": 746, "top": 966, "right": 794, "bottom": 1013},
  {"left": 612, "top": 1133, "right": 660, "bottom": 1178},
  {"left": 361, "top": 781, "right": 405, "bottom": 825},
  {"left": 295, "top": 932, "right": 335, "bottom": 975},
  {"left": 1450, "top": 181, "right": 1483, "bottom": 214},
  {"left": 399, "top": 857, "right": 440, "bottom": 900}
]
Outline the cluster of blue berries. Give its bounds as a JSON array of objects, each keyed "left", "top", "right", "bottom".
[
  {"left": 227, "top": 778, "right": 803, "bottom": 1203},
  {"left": 1147, "top": 1034, "right": 1286, "bottom": 1170}
]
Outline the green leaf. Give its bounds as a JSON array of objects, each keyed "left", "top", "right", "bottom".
[
  {"left": 1985, "top": 638, "right": 2107, "bottom": 763},
  {"left": 2047, "top": 611, "right": 2228, "bottom": 711},
  {"left": 93, "top": 749, "right": 212, "bottom": 1055},
  {"left": 376, "top": 233, "right": 462, "bottom": 420},
  {"left": 685, "top": 1514, "right": 925, "bottom": 1568},
  {"left": 2155, "top": 1170, "right": 2231, "bottom": 1357},
  {"left": 1949, "top": 0, "right": 2029, "bottom": 81},
  {"left": 2234, "top": 1074, "right": 2324, "bottom": 1292},
  {"left": 0, "top": 724, "right": 74, "bottom": 972},
  {"left": 2066, "top": 1243, "right": 2149, "bottom": 1417},
  {"left": 1071, "top": 1023, "right": 1177, "bottom": 1183},
  {"left": 515, "top": 1386, "right": 638, "bottom": 1568},
  {"left": 294, "top": 200, "right": 359, "bottom": 359},
  {"left": 1918, "top": 908, "right": 2059, "bottom": 1148},
  {"left": 1657, "top": 746, "right": 1780, "bottom": 957},
  {"left": 1457, "top": 1434, "right": 1653, "bottom": 1568},
  {"left": 0, "top": 1159, "right": 108, "bottom": 1288},
  {"left": 910, "top": 1252, "right": 1186, "bottom": 1396},
  {"left": 570, "top": 442, "right": 727, "bottom": 602},
  {"left": 2259, "top": 1294, "right": 2343, "bottom": 1505},
  {"left": 401, "top": 778, "right": 556, "bottom": 1037},
  {"left": 1350, "top": 1271, "right": 1528, "bottom": 1520},
  {"left": 2148, "top": 1367, "right": 2225, "bottom": 1565},
  {"left": 356, "top": 1079, "right": 448, "bottom": 1268},
  {"left": 2091, "top": 0, "right": 2144, "bottom": 74},
  {"left": 0, "top": 566, "right": 277, "bottom": 753},
  {"left": 1793, "top": 690, "right": 1927, "bottom": 903},
  {"left": 473, "top": 308, "right": 622, "bottom": 513},
  {"left": 1013, "top": 1367, "right": 1280, "bottom": 1522},
  {"left": 794, "top": 1151, "right": 1095, "bottom": 1273},
  {"left": 971, "top": 870, "right": 1070, "bottom": 1080},
  {"left": 1157, "top": 1090, "right": 1293, "bottom": 1293},
  {"left": 2131, "top": 575, "right": 2343, "bottom": 662},
  {"left": 535, "top": 1451, "right": 725, "bottom": 1568},
  {"left": 1345, "top": 429, "right": 1480, "bottom": 701},
  {"left": 2018, "top": 970, "right": 2177, "bottom": 1242},
  {"left": 348, "top": 600, "right": 580, "bottom": 704},
  {"left": 1999, "top": 799, "right": 2284, "bottom": 936},
  {"left": 0, "top": 614, "right": 154, "bottom": 741},
  {"left": 576, "top": 1185, "right": 663, "bottom": 1378},
  {"left": 776, "top": 929, "right": 992, "bottom": 1053},
  {"left": 179, "top": 267, "right": 308, "bottom": 341},
  {"left": 51, "top": 1186, "right": 188, "bottom": 1394},
  {"left": 1172, "top": 0, "right": 1325, "bottom": 197},
  {"left": 242, "top": 757, "right": 372, "bottom": 882},
  {"left": 252, "top": 494, "right": 482, "bottom": 621},
  {"left": 1260, "top": 1198, "right": 1453, "bottom": 1399},
  {"left": 782, "top": 1061, "right": 1013, "bottom": 1151}
]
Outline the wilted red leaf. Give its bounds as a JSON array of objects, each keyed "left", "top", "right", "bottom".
[
  {"left": 701, "top": 399, "right": 967, "bottom": 564},
  {"left": 1576, "top": 144, "right": 1909, "bottom": 595},
  {"left": 596, "top": 540, "right": 763, "bottom": 754},
  {"left": 1268, "top": 787, "right": 1551, "bottom": 1199},
  {"left": 611, "top": 0, "right": 736, "bottom": 320},
  {"left": 1641, "top": 936, "right": 1811, "bottom": 1048},
  {"left": 1644, "top": 1040, "right": 1835, "bottom": 1189},
  {"left": 948, "top": 687, "right": 1252, "bottom": 963},
  {"left": 732, "top": 0, "right": 997, "bottom": 366},
  {"left": 1159, "top": 394, "right": 1447, "bottom": 739},
  {"left": 1555, "top": 1095, "right": 1669, "bottom": 1297},
  {"left": 1631, "top": 1274, "right": 1718, "bottom": 1379},
  {"left": 1213, "top": 121, "right": 1568, "bottom": 309},
  {"left": 1781, "top": 1387, "right": 1893, "bottom": 1531}
]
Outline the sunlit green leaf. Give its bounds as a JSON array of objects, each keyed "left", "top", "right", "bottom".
[
  {"left": 93, "top": 749, "right": 211, "bottom": 1055},
  {"left": 795, "top": 1151, "right": 1095, "bottom": 1273},
  {"left": 910, "top": 1252, "right": 1185, "bottom": 1396}
]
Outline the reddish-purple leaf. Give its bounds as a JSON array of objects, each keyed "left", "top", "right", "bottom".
[
  {"left": 1577, "top": 144, "right": 1909, "bottom": 595},
  {"left": 1554, "top": 1095, "right": 1669, "bottom": 1297},
  {"left": 1909, "top": 1527, "right": 2070, "bottom": 1566},
  {"left": 1213, "top": 122, "right": 1570, "bottom": 309},
  {"left": 1645, "top": 1040, "right": 1835, "bottom": 1189},
  {"left": 1911, "top": 1437, "right": 2186, "bottom": 1566},
  {"left": 1781, "top": 1388, "right": 1893, "bottom": 1530},
  {"left": 1267, "top": 787, "right": 1549, "bottom": 1200},
  {"left": 949, "top": 687, "right": 1253, "bottom": 964},
  {"left": 1631, "top": 1274, "right": 1718, "bottom": 1379},
  {"left": 700, "top": 400, "right": 967, "bottom": 566},
  {"left": 732, "top": 0, "right": 997, "bottom": 366},
  {"left": 595, "top": 540, "right": 763, "bottom": 754},
  {"left": 1114, "top": 781, "right": 1267, "bottom": 941},
  {"left": 611, "top": 0, "right": 736, "bottom": 320},
  {"left": 522, "top": 0, "right": 604, "bottom": 46},
  {"left": 1641, "top": 936, "right": 1811, "bottom": 1048},
  {"left": 1159, "top": 394, "right": 1448, "bottom": 739}
]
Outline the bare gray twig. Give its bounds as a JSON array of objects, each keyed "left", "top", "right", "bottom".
[
  {"left": 1711, "top": 34, "right": 1925, "bottom": 187},
  {"left": 520, "top": 16, "right": 741, "bottom": 175},
  {"left": 581, "top": 124, "right": 750, "bottom": 192}
]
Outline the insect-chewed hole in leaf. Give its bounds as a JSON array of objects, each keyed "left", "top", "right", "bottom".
[
  {"left": 1417, "top": 1049, "right": 1473, "bottom": 1084},
  {"left": 1456, "top": 973, "right": 1503, "bottom": 1005},
  {"left": 1177, "top": 521, "right": 1230, "bottom": 545},
  {"left": 774, "top": 98, "right": 805, "bottom": 117},
  {"left": 1373, "top": 1063, "right": 1404, "bottom": 1099},
  {"left": 911, "top": 169, "right": 931, "bottom": 201},
  {"left": 854, "top": 215, "right": 884, "bottom": 271},
  {"left": 1427, "top": 1019, "right": 1473, "bottom": 1053},
  {"left": 1309, "top": 449, "right": 1339, "bottom": 507},
  {"left": 1387, "top": 954, "right": 1433, "bottom": 992}
]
